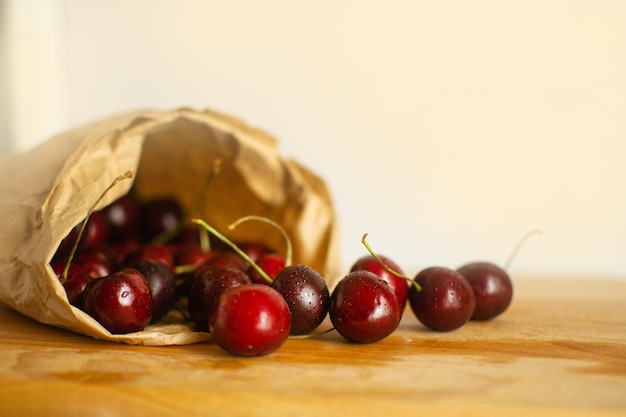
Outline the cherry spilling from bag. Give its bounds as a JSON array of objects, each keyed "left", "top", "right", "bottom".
[{"left": 50, "top": 170, "right": 534, "bottom": 357}]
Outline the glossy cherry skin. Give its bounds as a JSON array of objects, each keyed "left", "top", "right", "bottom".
[
  {"left": 187, "top": 265, "right": 251, "bottom": 331},
  {"left": 408, "top": 267, "right": 476, "bottom": 332},
  {"left": 350, "top": 254, "right": 409, "bottom": 313},
  {"left": 124, "top": 244, "right": 175, "bottom": 272},
  {"left": 456, "top": 261, "right": 513, "bottom": 320},
  {"left": 82, "top": 268, "right": 153, "bottom": 334},
  {"left": 56, "top": 211, "right": 110, "bottom": 258},
  {"left": 271, "top": 264, "right": 329, "bottom": 335},
  {"left": 210, "top": 284, "right": 291, "bottom": 357},
  {"left": 124, "top": 259, "right": 177, "bottom": 323},
  {"left": 329, "top": 270, "right": 401, "bottom": 344},
  {"left": 51, "top": 262, "right": 92, "bottom": 307},
  {"left": 103, "top": 193, "right": 140, "bottom": 241},
  {"left": 139, "top": 197, "right": 184, "bottom": 241},
  {"left": 248, "top": 253, "right": 286, "bottom": 285},
  {"left": 74, "top": 251, "right": 114, "bottom": 279}
]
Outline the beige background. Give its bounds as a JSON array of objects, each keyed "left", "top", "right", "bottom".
[{"left": 1, "top": 0, "right": 625, "bottom": 279}]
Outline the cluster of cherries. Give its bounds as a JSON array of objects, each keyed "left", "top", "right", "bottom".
[{"left": 50, "top": 171, "right": 519, "bottom": 357}]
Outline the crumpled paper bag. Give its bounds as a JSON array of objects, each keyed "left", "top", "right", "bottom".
[{"left": 0, "top": 107, "right": 341, "bottom": 345}]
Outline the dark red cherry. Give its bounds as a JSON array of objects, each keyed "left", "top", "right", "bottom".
[
  {"left": 187, "top": 265, "right": 251, "bottom": 331},
  {"left": 210, "top": 284, "right": 291, "bottom": 357},
  {"left": 51, "top": 262, "right": 91, "bottom": 307},
  {"left": 103, "top": 193, "right": 140, "bottom": 241},
  {"left": 123, "top": 259, "right": 177, "bottom": 323},
  {"left": 82, "top": 268, "right": 153, "bottom": 334},
  {"left": 329, "top": 270, "right": 401, "bottom": 344},
  {"left": 139, "top": 197, "right": 184, "bottom": 241},
  {"left": 238, "top": 241, "right": 271, "bottom": 263},
  {"left": 456, "top": 261, "right": 512, "bottom": 320},
  {"left": 74, "top": 251, "right": 114, "bottom": 279},
  {"left": 350, "top": 254, "right": 409, "bottom": 313},
  {"left": 124, "top": 244, "right": 175, "bottom": 272},
  {"left": 56, "top": 211, "right": 110, "bottom": 258},
  {"left": 271, "top": 264, "right": 329, "bottom": 335},
  {"left": 408, "top": 267, "right": 476, "bottom": 332},
  {"left": 248, "top": 253, "right": 286, "bottom": 285},
  {"left": 197, "top": 251, "right": 249, "bottom": 274}
]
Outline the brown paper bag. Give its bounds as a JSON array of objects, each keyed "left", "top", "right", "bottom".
[{"left": 0, "top": 107, "right": 341, "bottom": 345}]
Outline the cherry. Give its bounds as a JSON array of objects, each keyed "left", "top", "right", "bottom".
[
  {"left": 408, "top": 267, "right": 476, "bottom": 332},
  {"left": 329, "top": 270, "right": 401, "bottom": 344},
  {"left": 455, "top": 230, "right": 540, "bottom": 321},
  {"left": 74, "top": 251, "right": 115, "bottom": 279},
  {"left": 124, "top": 244, "right": 175, "bottom": 272},
  {"left": 197, "top": 251, "right": 249, "bottom": 273},
  {"left": 238, "top": 241, "right": 271, "bottom": 263},
  {"left": 187, "top": 265, "right": 251, "bottom": 331},
  {"left": 123, "top": 259, "right": 177, "bottom": 323},
  {"left": 248, "top": 253, "right": 286, "bottom": 285},
  {"left": 82, "top": 267, "right": 153, "bottom": 334},
  {"left": 210, "top": 284, "right": 291, "bottom": 357},
  {"left": 456, "top": 262, "right": 511, "bottom": 321},
  {"left": 56, "top": 211, "right": 110, "bottom": 258},
  {"left": 139, "top": 197, "right": 184, "bottom": 242},
  {"left": 103, "top": 193, "right": 140, "bottom": 241},
  {"left": 50, "top": 262, "right": 91, "bottom": 307},
  {"left": 271, "top": 264, "right": 329, "bottom": 335},
  {"left": 350, "top": 254, "right": 409, "bottom": 313}
]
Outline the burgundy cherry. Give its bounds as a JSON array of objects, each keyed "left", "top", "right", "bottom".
[
  {"left": 456, "top": 261, "right": 512, "bottom": 320},
  {"left": 51, "top": 262, "right": 91, "bottom": 307},
  {"left": 123, "top": 259, "right": 177, "bottom": 323},
  {"left": 271, "top": 264, "right": 329, "bottom": 335},
  {"left": 247, "top": 253, "right": 286, "bottom": 285},
  {"left": 124, "top": 244, "right": 175, "bottom": 272},
  {"left": 329, "top": 270, "right": 401, "bottom": 344},
  {"left": 350, "top": 254, "right": 409, "bottom": 313},
  {"left": 82, "top": 268, "right": 153, "bottom": 334},
  {"left": 139, "top": 197, "right": 184, "bottom": 241},
  {"left": 187, "top": 265, "right": 251, "bottom": 331},
  {"left": 56, "top": 211, "right": 110, "bottom": 258},
  {"left": 408, "top": 267, "right": 476, "bottom": 332},
  {"left": 210, "top": 284, "right": 291, "bottom": 357},
  {"left": 103, "top": 193, "right": 140, "bottom": 241}
]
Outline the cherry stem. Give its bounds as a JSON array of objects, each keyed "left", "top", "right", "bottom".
[
  {"left": 62, "top": 171, "right": 134, "bottom": 282},
  {"left": 227, "top": 215, "right": 292, "bottom": 267},
  {"left": 197, "top": 158, "right": 222, "bottom": 252},
  {"left": 361, "top": 233, "right": 422, "bottom": 293},
  {"left": 288, "top": 327, "right": 336, "bottom": 339},
  {"left": 503, "top": 229, "right": 543, "bottom": 271},
  {"left": 192, "top": 218, "right": 274, "bottom": 284}
]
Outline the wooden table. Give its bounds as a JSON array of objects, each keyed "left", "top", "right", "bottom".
[{"left": 1, "top": 277, "right": 625, "bottom": 417}]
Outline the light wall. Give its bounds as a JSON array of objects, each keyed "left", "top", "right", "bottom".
[{"left": 2, "top": 0, "right": 625, "bottom": 279}]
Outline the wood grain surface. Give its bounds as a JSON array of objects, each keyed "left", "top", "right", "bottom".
[{"left": 1, "top": 278, "right": 625, "bottom": 417}]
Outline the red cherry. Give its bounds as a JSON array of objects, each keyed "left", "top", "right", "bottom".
[
  {"left": 103, "top": 193, "right": 140, "bottom": 241},
  {"left": 187, "top": 265, "right": 251, "bottom": 331},
  {"left": 247, "top": 253, "right": 286, "bottom": 285},
  {"left": 456, "top": 262, "right": 512, "bottom": 320},
  {"left": 329, "top": 270, "right": 401, "bottom": 344},
  {"left": 124, "top": 244, "right": 175, "bottom": 272},
  {"left": 51, "top": 262, "right": 91, "bottom": 307},
  {"left": 350, "top": 254, "right": 409, "bottom": 313},
  {"left": 82, "top": 268, "right": 153, "bottom": 334},
  {"left": 210, "top": 284, "right": 291, "bottom": 357},
  {"left": 271, "top": 264, "right": 329, "bottom": 335},
  {"left": 408, "top": 267, "right": 476, "bottom": 332}
]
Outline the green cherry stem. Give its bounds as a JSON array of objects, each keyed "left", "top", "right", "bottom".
[
  {"left": 61, "top": 171, "right": 134, "bottom": 282},
  {"left": 361, "top": 233, "right": 422, "bottom": 293},
  {"left": 227, "top": 215, "right": 293, "bottom": 268},
  {"left": 191, "top": 218, "right": 274, "bottom": 284}
]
